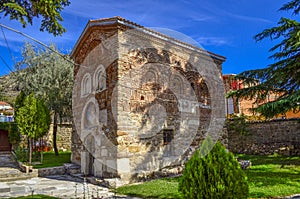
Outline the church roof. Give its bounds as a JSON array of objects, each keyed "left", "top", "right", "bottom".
[{"left": 71, "top": 16, "right": 226, "bottom": 63}]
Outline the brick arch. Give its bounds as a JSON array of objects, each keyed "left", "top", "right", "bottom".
[
  {"left": 122, "top": 47, "right": 224, "bottom": 147},
  {"left": 73, "top": 29, "right": 118, "bottom": 76},
  {"left": 123, "top": 47, "right": 212, "bottom": 107}
]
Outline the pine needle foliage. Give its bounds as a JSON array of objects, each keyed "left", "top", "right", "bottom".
[
  {"left": 178, "top": 141, "right": 249, "bottom": 199},
  {"left": 227, "top": 0, "right": 300, "bottom": 118},
  {"left": 0, "top": 0, "right": 70, "bottom": 36}
]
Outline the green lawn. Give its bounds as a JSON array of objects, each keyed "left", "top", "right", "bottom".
[
  {"left": 238, "top": 154, "right": 300, "bottom": 198},
  {"left": 117, "top": 177, "right": 182, "bottom": 199},
  {"left": 116, "top": 154, "right": 300, "bottom": 199},
  {"left": 32, "top": 151, "right": 71, "bottom": 169}
]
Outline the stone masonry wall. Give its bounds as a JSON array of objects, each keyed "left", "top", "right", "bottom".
[
  {"left": 227, "top": 119, "right": 300, "bottom": 155},
  {"left": 46, "top": 123, "right": 72, "bottom": 151},
  {"left": 18, "top": 123, "right": 72, "bottom": 152},
  {"left": 71, "top": 18, "right": 226, "bottom": 185}
]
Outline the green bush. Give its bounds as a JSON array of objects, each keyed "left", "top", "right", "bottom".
[{"left": 179, "top": 141, "right": 249, "bottom": 199}]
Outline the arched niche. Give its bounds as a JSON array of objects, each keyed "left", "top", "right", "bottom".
[
  {"left": 81, "top": 73, "right": 92, "bottom": 97},
  {"left": 170, "top": 74, "right": 183, "bottom": 95},
  {"left": 93, "top": 65, "right": 106, "bottom": 92}
]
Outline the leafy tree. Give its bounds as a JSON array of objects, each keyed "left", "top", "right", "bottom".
[
  {"left": 15, "top": 43, "right": 73, "bottom": 156},
  {"left": 8, "top": 122, "right": 20, "bottom": 149},
  {"left": 14, "top": 90, "right": 26, "bottom": 118},
  {"left": 0, "top": 87, "right": 4, "bottom": 101},
  {"left": 178, "top": 141, "right": 249, "bottom": 199},
  {"left": 227, "top": 0, "right": 300, "bottom": 118},
  {"left": 15, "top": 93, "right": 50, "bottom": 164},
  {"left": 0, "top": 0, "right": 70, "bottom": 36}
]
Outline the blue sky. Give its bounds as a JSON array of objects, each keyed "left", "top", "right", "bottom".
[{"left": 0, "top": 0, "right": 291, "bottom": 76}]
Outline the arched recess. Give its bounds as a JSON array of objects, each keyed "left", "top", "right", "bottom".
[
  {"left": 170, "top": 74, "right": 183, "bottom": 95},
  {"left": 80, "top": 99, "right": 100, "bottom": 133},
  {"left": 141, "top": 68, "right": 158, "bottom": 85},
  {"left": 93, "top": 65, "right": 106, "bottom": 92},
  {"left": 81, "top": 73, "right": 92, "bottom": 97},
  {"left": 198, "top": 78, "right": 211, "bottom": 106}
]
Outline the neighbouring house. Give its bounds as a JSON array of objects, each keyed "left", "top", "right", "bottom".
[
  {"left": 0, "top": 101, "right": 12, "bottom": 111},
  {"left": 0, "top": 101, "right": 13, "bottom": 151},
  {"left": 71, "top": 17, "right": 226, "bottom": 185},
  {"left": 0, "top": 101, "right": 14, "bottom": 122},
  {"left": 223, "top": 74, "right": 300, "bottom": 119}
]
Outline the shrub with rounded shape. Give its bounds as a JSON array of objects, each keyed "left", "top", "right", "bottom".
[{"left": 178, "top": 141, "right": 249, "bottom": 199}]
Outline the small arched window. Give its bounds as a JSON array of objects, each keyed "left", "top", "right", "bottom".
[
  {"left": 170, "top": 75, "right": 183, "bottom": 95},
  {"left": 81, "top": 73, "right": 92, "bottom": 97},
  {"left": 94, "top": 65, "right": 106, "bottom": 92}
]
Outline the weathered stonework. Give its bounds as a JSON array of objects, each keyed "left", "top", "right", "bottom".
[
  {"left": 227, "top": 119, "right": 300, "bottom": 155},
  {"left": 46, "top": 123, "right": 72, "bottom": 151},
  {"left": 18, "top": 123, "right": 72, "bottom": 152},
  {"left": 71, "top": 17, "right": 226, "bottom": 185}
]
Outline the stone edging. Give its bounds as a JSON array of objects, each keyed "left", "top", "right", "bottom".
[
  {"left": 37, "top": 163, "right": 81, "bottom": 177},
  {"left": 17, "top": 162, "right": 81, "bottom": 177}
]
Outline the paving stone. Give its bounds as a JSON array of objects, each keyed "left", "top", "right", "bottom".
[
  {"left": 0, "top": 153, "right": 139, "bottom": 198},
  {"left": 0, "top": 175, "right": 116, "bottom": 198},
  {"left": 0, "top": 187, "right": 10, "bottom": 193}
]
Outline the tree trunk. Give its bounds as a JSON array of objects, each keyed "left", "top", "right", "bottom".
[
  {"left": 53, "top": 111, "right": 59, "bottom": 156},
  {"left": 29, "top": 138, "right": 32, "bottom": 165},
  {"left": 40, "top": 138, "right": 43, "bottom": 163}
]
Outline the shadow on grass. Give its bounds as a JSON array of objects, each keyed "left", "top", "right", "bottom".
[
  {"left": 246, "top": 169, "right": 300, "bottom": 186},
  {"left": 116, "top": 155, "right": 300, "bottom": 199},
  {"left": 237, "top": 154, "right": 300, "bottom": 166},
  {"left": 32, "top": 151, "right": 71, "bottom": 169},
  {"left": 241, "top": 155, "right": 300, "bottom": 198}
]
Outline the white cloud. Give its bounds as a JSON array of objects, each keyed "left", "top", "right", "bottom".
[
  {"left": 224, "top": 11, "right": 273, "bottom": 23},
  {"left": 196, "top": 36, "right": 230, "bottom": 46}
]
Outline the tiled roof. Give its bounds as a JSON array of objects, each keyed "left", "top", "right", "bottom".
[
  {"left": 0, "top": 101, "right": 9, "bottom": 106},
  {"left": 71, "top": 16, "right": 226, "bottom": 62}
]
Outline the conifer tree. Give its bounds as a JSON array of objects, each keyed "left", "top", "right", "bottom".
[
  {"left": 179, "top": 141, "right": 249, "bottom": 199},
  {"left": 0, "top": 0, "right": 70, "bottom": 36},
  {"left": 227, "top": 0, "right": 300, "bottom": 118}
]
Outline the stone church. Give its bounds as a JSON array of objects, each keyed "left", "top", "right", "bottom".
[{"left": 71, "top": 17, "right": 226, "bottom": 185}]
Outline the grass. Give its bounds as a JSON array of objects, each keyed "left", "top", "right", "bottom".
[
  {"left": 32, "top": 151, "right": 71, "bottom": 169},
  {"left": 116, "top": 154, "right": 300, "bottom": 199},
  {"left": 8, "top": 194, "right": 60, "bottom": 199},
  {"left": 116, "top": 177, "right": 183, "bottom": 199},
  {"left": 238, "top": 154, "right": 300, "bottom": 198}
]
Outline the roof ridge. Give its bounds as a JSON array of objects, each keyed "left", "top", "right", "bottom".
[{"left": 72, "top": 17, "right": 226, "bottom": 61}]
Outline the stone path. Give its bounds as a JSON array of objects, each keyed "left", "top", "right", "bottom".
[
  {"left": 0, "top": 175, "right": 143, "bottom": 199},
  {"left": 0, "top": 152, "right": 37, "bottom": 181},
  {"left": 0, "top": 175, "right": 115, "bottom": 198},
  {"left": 0, "top": 152, "right": 18, "bottom": 168},
  {"left": 0, "top": 152, "right": 141, "bottom": 199}
]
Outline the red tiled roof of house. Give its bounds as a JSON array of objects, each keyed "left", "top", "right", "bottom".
[{"left": 0, "top": 101, "right": 10, "bottom": 106}]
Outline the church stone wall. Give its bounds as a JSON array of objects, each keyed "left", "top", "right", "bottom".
[{"left": 71, "top": 18, "right": 226, "bottom": 185}]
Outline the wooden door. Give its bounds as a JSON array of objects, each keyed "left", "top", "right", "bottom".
[{"left": 0, "top": 130, "right": 11, "bottom": 151}]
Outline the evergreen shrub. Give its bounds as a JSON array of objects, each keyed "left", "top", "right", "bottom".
[{"left": 178, "top": 141, "right": 249, "bottom": 199}]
